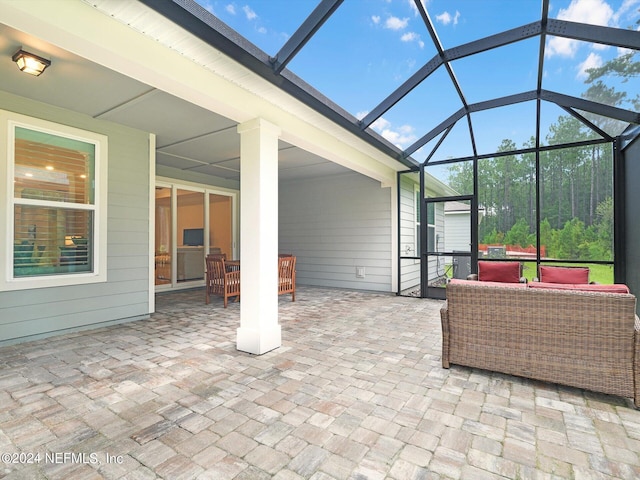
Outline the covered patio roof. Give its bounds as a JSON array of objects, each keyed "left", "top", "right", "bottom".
[{"left": 0, "top": 1, "right": 403, "bottom": 189}]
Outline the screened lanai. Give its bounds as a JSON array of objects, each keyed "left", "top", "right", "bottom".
[
  {"left": 1, "top": 0, "right": 639, "bottom": 348},
  {"left": 141, "top": 0, "right": 639, "bottom": 299}
]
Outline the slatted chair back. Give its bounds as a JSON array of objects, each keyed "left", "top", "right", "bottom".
[
  {"left": 278, "top": 255, "right": 296, "bottom": 301},
  {"left": 205, "top": 255, "right": 240, "bottom": 307}
]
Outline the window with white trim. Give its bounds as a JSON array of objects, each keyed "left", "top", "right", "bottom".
[{"left": 2, "top": 110, "right": 107, "bottom": 290}]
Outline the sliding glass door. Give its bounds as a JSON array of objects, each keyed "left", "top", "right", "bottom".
[
  {"left": 209, "top": 193, "right": 233, "bottom": 260},
  {"left": 176, "top": 189, "right": 205, "bottom": 283},
  {"left": 155, "top": 181, "right": 236, "bottom": 290}
]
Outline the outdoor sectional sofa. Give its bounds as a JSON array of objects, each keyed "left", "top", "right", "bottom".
[{"left": 441, "top": 279, "right": 640, "bottom": 407}]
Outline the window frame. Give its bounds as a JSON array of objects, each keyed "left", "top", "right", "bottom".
[
  {"left": 1, "top": 110, "right": 108, "bottom": 291},
  {"left": 414, "top": 185, "right": 437, "bottom": 255}
]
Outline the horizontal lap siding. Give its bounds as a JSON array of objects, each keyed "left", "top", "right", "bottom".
[
  {"left": 399, "top": 175, "right": 420, "bottom": 291},
  {"left": 0, "top": 92, "right": 150, "bottom": 343},
  {"left": 279, "top": 173, "right": 393, "bottom": 292}
]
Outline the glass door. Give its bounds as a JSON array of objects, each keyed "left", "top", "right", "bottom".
[
  {"left": 177, "top": 189, "right": 205, "bottom": 283},
  {"left": 154, "top": 185, "right": 172, "bottom": 286},
  {"left": 209, "top": 194, "right": 233, "bottom": 260},
  {"left": 423, "top": 196, "right": 475, "bottom": 299},
  {"left": 154, "top": 180, "right": 236, "bottom": 290}
]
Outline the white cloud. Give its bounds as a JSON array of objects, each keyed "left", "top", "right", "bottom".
[
  {"left": 371, "top": 118, "right": 417, "bottom": 149},
  {"left": 577, "top": 52, "right": 604, "bottom": 79},
  {"left": 385, "top": 16, "right": 409, "bottom": 30},
  {"left": 357, "top": 115, "right": 418, "bottom": 149},
  {"left": 557, "top": 0, "right": 613, "bottom": 24},
  {"left": 258, "top": 26, "right": 267, "bottom": 34},
  {"left": 371, "top": 117, "right": 390, "bottom": 130},
  {"left": 243, "top": 5, "right": 257, "bottom": 21},
  {"left": 546, "top": 37, "right": 578, "bottom": 57},
  {"left": 371, "top": 15, "right": 381, "bottom": 25},
  {"left": 436, "top": 11, "right": 452, "bottom": 25},
  {"left": 436, "top": 10, "right": 460, "bottom": 26},
  {"left": 401, "top": 32, "right": 417, "bottom": 42},
  {"left": 225, "top": 4, "right": 236, "bottom": 15},
  {"left": 400, "top": 31, "right": 424, "bottom": 48},
  {"left": 546, "top": 0, "right": 614, "bottom": 57},
  {"left": 382, "top": 126, "right": 417, "bottom": 149}
]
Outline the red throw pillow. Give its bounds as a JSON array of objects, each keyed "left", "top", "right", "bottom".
[
  {"left": 539, "top": 266, "right": 589, "bottom": 284},
  {"left": 478, "top": 261, "right": 521, "bottom": 283}
]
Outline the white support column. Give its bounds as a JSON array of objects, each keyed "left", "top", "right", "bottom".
[{"left": 236, "top": 118, "right": 282, "bottom": 355}]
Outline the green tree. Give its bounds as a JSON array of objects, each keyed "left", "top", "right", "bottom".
[{"left": 504, "top": 218, "right": 533, "bottom": 247}]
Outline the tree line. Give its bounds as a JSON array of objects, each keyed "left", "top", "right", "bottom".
[{"left": 443, "top": 45, "right": 638, "bottom": 262}]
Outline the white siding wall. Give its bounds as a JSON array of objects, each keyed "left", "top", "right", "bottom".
[
  {"left": 398, "top": 174, "right": 451, "bottom": 291},
  {"left": 279, "top": 172, "right": 393, "bottom": 292},
  {"left": 0, "top": 91, "right": 151, "bottom": 344},
  {"left": 399, "top": 175, "right": 420, "bottom": 291},
  {"left": 431, "top": 203, "right": 447, "bottom": 279},
  {"left": 444, "top": 213, "right": 471, "bottom": 253}
]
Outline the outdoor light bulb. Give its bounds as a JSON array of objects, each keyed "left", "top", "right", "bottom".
[
  {"left": 22, "top": 57, "right": 41, "bottom": 75},
  {"left": 45, "top": 165, "right": 54, "bottom": 171}
]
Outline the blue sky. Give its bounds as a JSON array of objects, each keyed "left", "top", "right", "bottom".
[{"left": 195, "top": 0, "right": 639, "bottom": 161}]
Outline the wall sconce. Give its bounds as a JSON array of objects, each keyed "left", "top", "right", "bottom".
[{"left": 12, "top": 49, "right": 51, "bottom": 76}]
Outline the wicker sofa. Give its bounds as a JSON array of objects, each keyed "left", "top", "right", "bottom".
[{"left": 441, "top": 279, "right": 640, "bottom": 407}]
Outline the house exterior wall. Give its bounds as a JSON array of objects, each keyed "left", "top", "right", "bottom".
[
  {"left": 444, "top": 213, "right": 470, "bottom": 253},
  {"left": 399, "top": 174, "right": 420, "bottom": 291},
  {"left": 398, "top": 173, "right": 450, "bottom": 292},
  {"left": 279, "top": 172, "right": 393, "bottom": 292},
  {"left": 431, "top": 202, "right": 446, "bottom": 279},
  {"left": 0, "top": 91, "right": 151, "bottom": 344}
]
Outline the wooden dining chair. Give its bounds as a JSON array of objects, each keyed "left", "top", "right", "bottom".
[
  {"left": 278, "top": 255, "right": 296, "bottom": 301},
  {"left": 205, "top": 255, "right": 240, "bottom": 307}
]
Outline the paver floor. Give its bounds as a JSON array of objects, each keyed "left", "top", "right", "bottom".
[{"left": 1, "top": 286, "right": 639, "bottom": 479}]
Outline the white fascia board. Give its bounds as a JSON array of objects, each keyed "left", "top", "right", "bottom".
[{"left": 1, "top": 0, "right": 398, "bottom": 187}]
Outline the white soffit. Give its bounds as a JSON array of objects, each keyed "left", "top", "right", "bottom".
[{"left": 84, "top": 0, "right": 401, "bottom": 185}]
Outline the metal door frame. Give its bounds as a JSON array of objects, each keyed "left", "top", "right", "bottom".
[{"left": 421, "top": 194, "right": 478, "bottom": 299}]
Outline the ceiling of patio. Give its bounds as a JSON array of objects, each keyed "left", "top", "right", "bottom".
[{"left": 0, "top": 22, "right": 352, "bottom": 184}]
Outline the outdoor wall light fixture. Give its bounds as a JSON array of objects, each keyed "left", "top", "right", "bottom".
[{"left": 12, "top": 49, "right": 51, "bottom": 76}]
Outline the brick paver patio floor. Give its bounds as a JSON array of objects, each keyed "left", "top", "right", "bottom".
[{"left": 1, "top": 286, "right": 639, "bottom": 479}]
